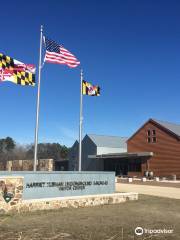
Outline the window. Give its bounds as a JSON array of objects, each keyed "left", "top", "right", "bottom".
[
  {"left": 147, "top": 130, "right": 151, "bottom": 136},
  {"left": 146, "top": 129, "right": 157, "bottom": 143}
]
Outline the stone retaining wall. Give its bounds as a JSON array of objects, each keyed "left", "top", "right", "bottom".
[
  {"left": 0, "top": 176, "right": 23, "bottom": 214},
  {"left": 3, "top": 193, "right": 138, "bottom": 214},
  {"left": 4, "top": 159, "right": 54, "bottom": 171},
  {"left": 0, "top": 176, "right": 138, "bottom": 214}
]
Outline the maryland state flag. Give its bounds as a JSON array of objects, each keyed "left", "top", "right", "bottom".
[
  {"left": 0, "top": 53, "right": 35, "bottom": 86},
  {"left": 82, "top": 80, "right": 100, "bottom": 96}
]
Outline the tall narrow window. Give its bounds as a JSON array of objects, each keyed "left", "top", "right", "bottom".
[
  {"left": 147, "top": 130, "right": 151, "bottom": 136},
  {"left": 146, "top": 129, "right": 157, "bottom": 143}
]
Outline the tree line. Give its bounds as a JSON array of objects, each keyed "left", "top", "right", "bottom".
[{"left": 0, "top": 137, "right": 69, "bottom": 161}]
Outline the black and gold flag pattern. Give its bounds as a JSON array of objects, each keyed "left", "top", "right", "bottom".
[
  {"left": 0, "top": 53, "right": 14, "bottom": 69},
  {"left": 82, "top": 80, "right": 100, "bottom": 96},
  {"left": 13, "top": 70, "right": 35, "bottom": 86},
  {"left": 0, "top": 53, "right": 35, "bottom": 86}
]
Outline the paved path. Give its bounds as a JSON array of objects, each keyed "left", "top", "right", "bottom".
[{"left": 116, "top": 183, "right": 180, "bottom": 199}]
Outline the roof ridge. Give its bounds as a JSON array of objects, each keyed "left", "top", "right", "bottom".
[
  {"left": 153, "top": 118, "right": 180, "bottom": 127},
  {"left": 87, "top": 134, "right": 128, "bottom": 138}
]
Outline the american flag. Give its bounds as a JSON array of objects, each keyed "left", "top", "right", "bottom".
[{"left": 44, "top": 37, "right": 80, "bottom": 68}]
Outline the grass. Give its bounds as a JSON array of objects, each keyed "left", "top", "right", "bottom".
[{"left": 0, "top": 195, "right": 180, "bottom": 240}]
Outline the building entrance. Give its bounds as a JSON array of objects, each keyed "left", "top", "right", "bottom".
[{"left": 104, "top": 159, "right": 128, "bottom": 176}]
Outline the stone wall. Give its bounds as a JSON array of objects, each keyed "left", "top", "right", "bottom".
[
  {"left": 0, "top": 176, "right": 138, "bottom": 214},
  {"left": 17, "top": 192, "right": 138, "bottom": 213},
  {"left": 0, "top": 176, "right": 23, "bottom": 214},
  {"left": 0, "top": 161, "right": 6, "bottom": 171},
  {"left": 1, "top": 159, "right": 54, "bottom": 171}
]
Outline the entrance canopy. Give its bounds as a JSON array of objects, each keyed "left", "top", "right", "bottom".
[
  {"left": 88, "top": 152, "right": 153, "bottom": 159},
  {"left": 88, "top": 152, "right": 153, "bottom": 176}
]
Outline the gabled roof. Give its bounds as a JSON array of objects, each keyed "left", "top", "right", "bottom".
[
  {"left": 153, "top": 119, "right": 180, "bottom": 137},
  {"left": 87, "top": 134, "right": 128, "bottom": 148},
  {"left": 128, "top": 118, "right": 180, "bottom": 141}
]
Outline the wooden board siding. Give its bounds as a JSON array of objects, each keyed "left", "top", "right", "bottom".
[{"left": 127, "top": 120, "right": 180, "bottom": 178}]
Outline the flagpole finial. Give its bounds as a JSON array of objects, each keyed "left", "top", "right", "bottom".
[{"left": 40, "top": 25, "right": 43, "bottom": 32}]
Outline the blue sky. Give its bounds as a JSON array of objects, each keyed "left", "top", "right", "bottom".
[{"left": 1, "top": 0, "right": 180, "bottom": 146}]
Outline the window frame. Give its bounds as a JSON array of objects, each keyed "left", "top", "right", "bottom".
[
  {"left": 147, "top": 130, "right": 151, "bottom": 136},
  {"left": 146, "top": 129, "right": 157, "bottom": 143},
  {"left": 152, "top": 129, "right": 156, "bottom": 135}
]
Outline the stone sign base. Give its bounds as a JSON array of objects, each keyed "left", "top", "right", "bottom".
[
  {"left": 0, "top": 176, "right": 23, "bottom": 214},
  {"left": 0, "top": 175, "right": 138, "bottom": 214},
  {"left": 2, "top": 192, "right": 138, "bottom": 214}
]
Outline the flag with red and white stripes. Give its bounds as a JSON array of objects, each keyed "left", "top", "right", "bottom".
[{"left": 44, "top": 37, "right": 80, "bottom": 68}]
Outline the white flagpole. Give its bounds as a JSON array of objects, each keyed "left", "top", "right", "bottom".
[
  {"left": 33, "top": 25, "right": 43, "bottom": 171},
  {"left": 79, "top": 69, "right": 83, "bottom": 171}
]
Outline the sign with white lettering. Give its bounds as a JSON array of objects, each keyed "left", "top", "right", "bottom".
[{"left": 0, "top": 172, "right": 115, "bottom": 199}]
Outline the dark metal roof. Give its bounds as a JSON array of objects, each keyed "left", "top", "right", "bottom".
[{"left": 88, "top": 152, "right": 153, "bottom": 159}]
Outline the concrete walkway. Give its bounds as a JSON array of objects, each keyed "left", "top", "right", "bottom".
[{"left": 116, "top": 183, "right": 180, "bottom": 199}]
